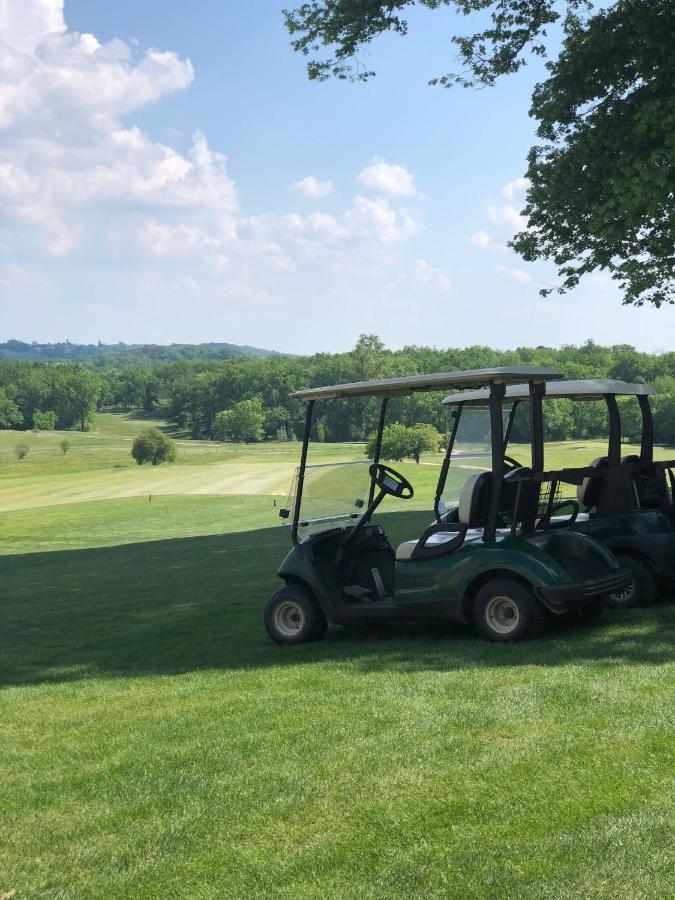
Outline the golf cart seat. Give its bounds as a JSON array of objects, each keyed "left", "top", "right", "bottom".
[
  {"left": 395, "top": 530, "right": 459, "bottom": 561},
  {"left": 577, "top": 456, "right": 609, "bottom": 509},
  {"left": 396, "top": 473, "right": 491, "bottom": 561}
]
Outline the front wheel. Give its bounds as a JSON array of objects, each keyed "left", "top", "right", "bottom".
[
  {"left": 472, "top": 578, "right": 546, "bottom": 642},
  {"left": 607, "top": 555, "right": 657, "bottom": 609},
  {"left": 264, "top": 584, "right": 327, "bottom": 645}
]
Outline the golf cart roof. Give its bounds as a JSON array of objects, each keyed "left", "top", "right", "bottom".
[
  {"left": 291, "top": 367, "right": 564, "bottom": 402},
  {"left": 442, "top": 379, "right": 656, "bottom": 406}
]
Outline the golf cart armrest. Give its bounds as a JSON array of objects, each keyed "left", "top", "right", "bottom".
[{"left": 410, "top": 523, "right": 468, "bottom": 560}]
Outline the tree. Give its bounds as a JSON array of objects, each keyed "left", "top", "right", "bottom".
[
  {"left": 33, "top": 410, "right": 57, "bottom": 430},
  {"left": 365, "top": 422, "right": 442, "bottom": 464},
  {"left": 407, "top": 423, "right": 443, "bottom": 463},
  {"left": 0, "top": 388, "right": 23, "bottom": 429},
  {"left": 213, "top": 397, "right": 265, "bottom": 443},
  {"left": 284, "top": 0, "right": 674, "bottom": 307},
  {"left": 59, "top": 438, "right": 71, "bottom": 455},
  {"left": 131, "top": 428, "right": 177, "bottom": 466},
  {"left": 512, "top": 0, "right": 675, "bottom": 308},
  {"left": 14, "top": 443, "right": 29, "bottom": 460}
]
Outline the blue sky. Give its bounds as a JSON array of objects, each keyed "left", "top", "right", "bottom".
[{"left": 1, "top": 0, "right": 673, "bottom": 353}]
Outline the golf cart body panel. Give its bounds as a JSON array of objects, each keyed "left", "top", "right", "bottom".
[
  {"left": 266, "top": 366, "right": 632, "bottom": 644},
  {"left": 441, "top": 379, "right": 675, "bottom": 588}
]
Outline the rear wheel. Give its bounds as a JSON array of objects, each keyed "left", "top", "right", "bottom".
[
  {"left": 607, "top": 555, "right": 657, "bottom": 609},
  {"left": 472, "top": 578, "right": 546, "bottom": 642},
  {"left": 264, "top": 584, "right": 327, "bottom": 645}
]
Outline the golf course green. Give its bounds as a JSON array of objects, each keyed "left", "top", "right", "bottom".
[{"left": 1, "top": 414, "right": 674, "bottom": 898}]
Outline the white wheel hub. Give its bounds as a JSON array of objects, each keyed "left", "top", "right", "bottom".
[
  {"left": 485, "top": 595, "right": 520, "bottom": 635},
  {"left": 609, "top": 577, "right": 636, "bottom": 606},
  {"left": 273, "top": 600, "right": 305, "bottom": 637}
]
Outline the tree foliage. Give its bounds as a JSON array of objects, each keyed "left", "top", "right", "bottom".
[
  {"left": 512, "top": 0, "right": 675, "bottom": 308},
  {"left": 131, "top": 429, "right": 177, "bottom": 466},
  {"left": 366, "top": 422, "right": 443, "bottom": 463},
  {"left": 213, "top": 397, "right": 265, "bottom": 443},
  {"left": 283, "top": 0, "right": 674, "bottom": 307}
]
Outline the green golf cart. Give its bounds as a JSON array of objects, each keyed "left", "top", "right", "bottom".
[
  {"left": 441, "top": 379, "right": 675, "bottom": 607},
  {"left": 264, "top": 368, "right": 630, "bottom": 644}
]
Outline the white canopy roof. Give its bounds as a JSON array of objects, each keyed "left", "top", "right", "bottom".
[
  {"left": 442, "top": 379, "right": 655, "bottom": 406},
  {"left": 291, "top": 367, "right": 564, "bottom": 402}
]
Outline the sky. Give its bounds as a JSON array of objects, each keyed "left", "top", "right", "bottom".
[{"left": 1, "top": 0, "right": 673, "bottom": 354}]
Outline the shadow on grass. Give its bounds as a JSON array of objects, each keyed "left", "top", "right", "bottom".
[{"left": 2, "top": 509, "right": 673, "bottom": 687}]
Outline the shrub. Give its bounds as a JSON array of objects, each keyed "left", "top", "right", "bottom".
[
  {"left": 14, "top": 443, "right": 29, "bottom": 460},
  {"left": 59, "top": 439, "right": 71, "bottom": 455},
  {"left": 131, "top": 428, "right": 176, "bottom": 466},
  {"left": 365, "top": 423, "right": 443, "bottom": 464},
  {"left": 33, "top": 410, "right": 57, "bottom": 430}
]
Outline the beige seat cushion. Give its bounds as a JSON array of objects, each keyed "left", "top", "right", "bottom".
[{"left": 395, "top": 531, "right": 462, "bottom": 562}]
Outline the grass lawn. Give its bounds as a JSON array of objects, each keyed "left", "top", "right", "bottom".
[
  {"left": 2, "top": 510, "right": 674, "bottom": 898},
  {"left": 1, "top": 415, "right": 674, "bottom": 897}
]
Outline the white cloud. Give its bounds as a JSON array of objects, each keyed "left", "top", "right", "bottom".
[
  {"left": 411, "top": 259, "right": 452, "bottom": 294},
  {"left": 0, "top": 0, "right": 431, "bottom": 345},
  {"left": 487, "top": 204, "right": 527, "bottom": 231},
  {"left": 0, "top": 0, "right": 66, "bottom": 55},
  {"left": 358, "top": 160, "right": 416, "bottom": 197},
  {"left": 470, "top": 229, "right": 492, "bottom": 248},
  {"left": 496, "top": 264, "right": 532, "bottom": 284},
  {"left": 501, "top": 177, "right": 529, "bottom": 201},
  {"left": 289, "top": 175, "right": 333, "bottom": 198}
]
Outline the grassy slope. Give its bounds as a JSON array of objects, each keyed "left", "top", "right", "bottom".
[
  {"left": 1, "top": 414, "right": 674, "bottom": 897},
  {"left": 2, "top": 515, "right": 674, "bottom": 898}
]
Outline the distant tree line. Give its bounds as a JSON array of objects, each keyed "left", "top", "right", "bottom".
[
  {"left": 0, "top": 361, "right": 101, "bottom": 431},
  {"left": 2, "top": 336, "right": 675, "bottom": 443}
]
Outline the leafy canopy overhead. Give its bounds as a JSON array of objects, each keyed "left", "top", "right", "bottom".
[{"left": 284, "top": 0, "right": 675, "bottom": 308}]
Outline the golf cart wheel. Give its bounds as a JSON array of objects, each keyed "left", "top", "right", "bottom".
[
  {"left": 607, "top": 555, "right": 657, "bottom": 609},
  {"left": 473, "top": 578, "right": 545, "bottom": 642},
  {"left": 264, "top": 585, "right": 327, "bottom": 645}
]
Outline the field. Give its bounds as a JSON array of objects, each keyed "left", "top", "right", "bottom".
[{"left": 1, "top": 414, "right": 674, "bottom": 898}]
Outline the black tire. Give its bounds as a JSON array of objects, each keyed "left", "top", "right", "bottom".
[
  {"left": 472, "top": 578, "right": 546, "bottom": 642},
  {"left": 264, "top": 584, "right": 327, "bottom": 645},
  {"left": 607, "top": 555, "right": 657, "bottom": 609}
]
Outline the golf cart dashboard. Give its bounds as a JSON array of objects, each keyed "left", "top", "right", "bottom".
[{"left": 307, "top": 524, "right": 391, "bottom": 562}]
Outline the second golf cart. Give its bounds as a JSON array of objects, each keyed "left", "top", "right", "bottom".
[
  {"left": 264, "top": 368, "right": 630, "bottom": 644},
  {"left": 441, "top": 379, "right": 675, "bottom": 607}
]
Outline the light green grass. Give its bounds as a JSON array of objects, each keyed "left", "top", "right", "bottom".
[
  {"left": 1, "top": 516, "right": 673, "bottom": 898},
  {"left": 1, "top": 418, "right": 674, "bottom": 897}
]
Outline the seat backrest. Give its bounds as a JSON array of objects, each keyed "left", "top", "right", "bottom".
[
  {"left": 577, "top": 456, "right": 609, "bottom": 509},
  {"left": 458, "top": 472, "right": 492, "bottom": 527}
]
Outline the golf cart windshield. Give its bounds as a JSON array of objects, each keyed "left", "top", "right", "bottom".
[
  {"left": 285, "top": 458, "right": 373, "bottom": 542},
  {"left": 437, "top": 407, "right": 494, "bottom": 516}
]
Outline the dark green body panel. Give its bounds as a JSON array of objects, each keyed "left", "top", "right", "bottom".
[
  {"left": 277, "top": 529, "right": 619, "bottom": 625},
  {"left": 570, "top": 510, "right": 675, "bottom": 580}
]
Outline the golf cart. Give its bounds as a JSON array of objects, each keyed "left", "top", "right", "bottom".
[
  {"left": 441, "top": 379, "right": 675, "bottom": 607},
  {"left": 264, "top": 368, "right": 630, "bottom": 644}
]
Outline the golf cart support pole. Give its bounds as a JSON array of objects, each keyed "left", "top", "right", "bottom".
[
  {"left": 368, "top": 398, "right": 389, "bottom": 505},
  {"left": 291, "top": 400, "right": 314, "bottom": 545},
  {"left": 485, "top": 382, "right": 506, "bottom": 543},
  {"left": 503, "top": 400, "right": 520, "bottom": 452},
  {"left": 529, "top": 382, "right": 545, "bottom": 472},
  {"left": 638, "top": 395, "right": 654, "bottom": 463},
  {"left": 434, "top": 404, "right": 462, "bottom": 522},
  {"left": 605, "top": 395, "right": 621, "bottom": 466}
]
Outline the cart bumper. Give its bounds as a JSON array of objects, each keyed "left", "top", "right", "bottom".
[{"left": 536, "top": 568, "right": 632, "bottom": 613}]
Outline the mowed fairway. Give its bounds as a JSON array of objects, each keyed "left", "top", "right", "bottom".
[{"left": 1, "top": 415, "right": 674, "bottom": 898}]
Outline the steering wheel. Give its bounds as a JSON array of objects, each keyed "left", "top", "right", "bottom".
[
  {"left": 536, "top": 499, "right": 580, "bottom": 530},
  {"left": 503, "top": 455, "right": 523, "bottom": 473},
  {"left": 369, "top": 463, "right": 414, "bottom": 500}
]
